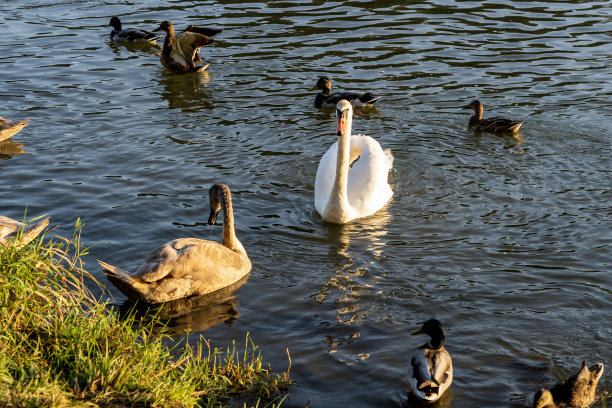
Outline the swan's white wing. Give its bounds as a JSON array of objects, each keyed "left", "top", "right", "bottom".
[
  {"left": 314, "top": 141, "right": 338, "bottom": 216},
  {"left": 346, "top": 135, "right": 393, "bottom": 217}
]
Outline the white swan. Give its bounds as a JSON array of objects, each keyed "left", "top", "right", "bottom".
[
  {"left": 314, "top": 99, "right": 393, "bottom": 224},
  {"left": 98, "top": 184, "right": 251, "bottom": 304},
  {"left": 0, "top": 215, "right": 49, "bottom": 246}
]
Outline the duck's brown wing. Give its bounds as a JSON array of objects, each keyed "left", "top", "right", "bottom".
[
  {"left": 481, "top": 116, "right": 523, "bottom": 133},
  {"left": 185, "top": 25, "right": 222, "bottom": 37},
  {"left": 174, "top": 31, "right": 214, "bottom": 68}
]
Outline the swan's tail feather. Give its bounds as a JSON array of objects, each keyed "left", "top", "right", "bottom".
[
  {"left": 383, "top": 148, "right": 394, "bottom": 169},
  {"left": 0, "top": 119, "right": 29, "bottom": 141},
  {"left": 98, "top": 260, "right": 149, "bottom": 300},
  {"left": 20, "top": 217, "right": 50, "bottom": 245}
]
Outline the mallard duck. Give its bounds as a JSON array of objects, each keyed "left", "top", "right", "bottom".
[
  {"left": 408, "top": 319, "right": 453, "bottom": 403},
  {"left": 98, "top": 184, "right": 251, "bottom": 304},
  {"left": 153, "top": 21, "right": 220, "bottom": 73},
  {"left": 462, "top": 100, "right": 523, "bottom": 134},
  {"left": 108, "top": 16, "right": 158, "bottom": 43},
  {"left": 315, "top": 99, "right": 393, "bottom": 224},
  {"left": 533, "top": 361, "right": 604, "bottom": 408},
  {"left": 0, "top": 215, "right": 50, "bottom": 246},
  {"left": 311, "top": 77, "right": 381, "bottom": 109},
  {"left": 0, "top": 117, "right": 29, "bottom": 142}
]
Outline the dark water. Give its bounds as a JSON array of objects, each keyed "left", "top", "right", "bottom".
[{"left": 1, "top": 1, "right": 611, "bottom": 407}]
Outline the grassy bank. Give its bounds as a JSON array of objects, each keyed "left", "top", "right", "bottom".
[{"left": 0, "top": 221, "right": 291, "bottom": 407}]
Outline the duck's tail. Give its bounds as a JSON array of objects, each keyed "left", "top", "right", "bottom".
[
  {"left": 359, "top": 93, "right": 381, "bottom": 105},
  {"left": 509, "top": 121, "right": 523, "bottom": 133}
]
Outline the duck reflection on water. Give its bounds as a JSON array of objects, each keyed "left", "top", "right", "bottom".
[{"left": 157, "top": 69, "right": 212, "bottom": 112}]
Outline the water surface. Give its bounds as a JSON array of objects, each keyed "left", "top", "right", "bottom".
[{"left": 1, "top": 1, "right": 610, "bottom": 407}]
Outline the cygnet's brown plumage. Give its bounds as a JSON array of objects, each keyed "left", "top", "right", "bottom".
[
  {"left": 462, "top": 99, "right": 523, "bottom": 134},
  {"left": 0, "top": 117, "right": 29, "bottom": 142},
  {"left": 99, "top": 184, "right": 251, "bottom": 304},
  {"left": 533, "top": 361, "right": 604, "bottom": 408},
  {"left": 153, "top": 21, "right": 220, "bottom": 73},
  {"left": 0, "top": 215, "right": 50, "bottom": 246}
]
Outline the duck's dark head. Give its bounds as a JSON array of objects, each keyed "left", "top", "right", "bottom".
[
  {"left": 411, "top": 319, "right": 446, "bottom": 350},
  {"left": 153, "top": 21, "right": 174, "bottom": 34},
  {"left": 310, "top": 76, "right": 332, "bottom": 94},
  {"left": 108, "top": 16, "right": 122, "bottom": 30},
  {"left": 463, "top": 99, "right": 483, "bottom": 112},
  {"left": 532, "top": 388, "right": 554, "bottom": 408}
]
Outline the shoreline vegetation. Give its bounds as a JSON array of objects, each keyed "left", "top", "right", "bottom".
[{"left": 0, "top": 220, "right": 291, "bottom": 407}]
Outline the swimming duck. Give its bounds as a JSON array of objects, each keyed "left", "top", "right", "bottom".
[
  {"left": 408, "top": 319, "right": 453, "bottom": 403},
  {"left": 153, "top": 21, "right": 220, "bottom": 73},
  {"left": 0, "top": 215, "right": 50, "bottom": 246},
  {"left": 108, "top": 16, "right": 158, "bottom": 44},
  {"left": 533, "top": 361, "right": 604, "bottom": 408},
  {"left": 0, "top": 117, "right": 29, "bottom": 142},
  {"left": 311, "top": 77, "right": 381, "bottom": 109},
  {"left": 462, "top": 100, "right": 524, "bottom": 134},
  {"left": 98, "top": 184, "right": 251, "bottom": 304},
  {"left": 315, "top": 99, "right": 393, "bottom": 224}
]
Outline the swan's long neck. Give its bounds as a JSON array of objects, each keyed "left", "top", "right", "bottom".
[
  {"left": 216, "top": 185, "right": 238, "bottom": 251},
  {"left": 324, "top": 109, "right": 352, "bottom": 221}
]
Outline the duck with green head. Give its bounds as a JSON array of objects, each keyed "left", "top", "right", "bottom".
[
  {"left": 310, "top": 77, "right": 381, "bottom": 109},
  {"left": 408, "top": 319, "right": 453, "bottom": 403}
]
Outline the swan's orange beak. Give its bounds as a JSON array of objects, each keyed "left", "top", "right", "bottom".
[{"left": 336, "top": 110, "right": 348, "bottom": 136}]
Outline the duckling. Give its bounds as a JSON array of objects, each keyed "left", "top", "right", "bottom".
[
  {"left": 408, "top": 319, "right": 453, "bottom": 403},
  {"left": 98, "top": 184, "right": 251, "bottom": 304},
  {"left": 108, "top": 16, "right": 158, "bottom": 44},
  {"left": 153, "top": 21, "right": 220, "bottom": 73},
  {"left": 0, "top": 117, "right": 29, "bottom": 142},
  {"left": 311, "top": 77, "right": 381, "bottom": 109},
  {"left": 533, "top": 361, "right": 604, "bottom": 408},
  {"left": 0, "top": 215, "right": 50, "bottom": 246},
  {"left": 462, "top": 100, "right": 523, "bottom": 134}
]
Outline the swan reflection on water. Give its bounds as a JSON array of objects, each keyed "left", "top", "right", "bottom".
[
  {"left": 316, "top": 208, "right": 392, "bottom": 325},
  {"left": 0, "top": 139, "right": 26, "bottom": 160},
  {"left": 116, "top": 274, "right": 249, "bottom": 335}
]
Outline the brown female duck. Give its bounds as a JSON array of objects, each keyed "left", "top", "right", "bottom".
[
  {"left": 463, "top": 100, "right": 523, "bottom": 134},
  {"left": 98, "top": 184, "right": 251, "bottom": 304},
  {"left": 0, "top": 117, "right": 29, "bottom": 142},
  {"left": 533, "top": 361, "right": 604, "bottom": 408},
  {"left": 153, "top": 21, "right": 221, "bottom": 73}
]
